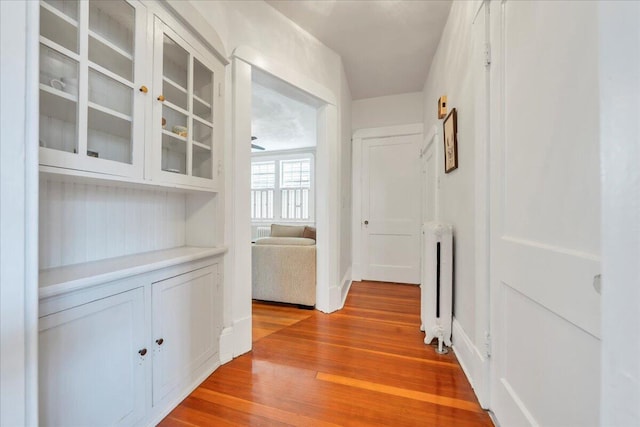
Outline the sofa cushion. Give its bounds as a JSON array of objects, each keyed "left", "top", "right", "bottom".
[
  {"left": 302, "top": 226, "right": 316, "bottom": 240},
  {"left": 271, "top": 224, "right": 305, "bottom": 237},
  {"left": 255, "top": 237, "right": 316, "bottom": 246}
]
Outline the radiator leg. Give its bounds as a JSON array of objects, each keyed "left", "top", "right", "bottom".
[{"left": 433, "top": 324, "right": 449, "bottom": 355}]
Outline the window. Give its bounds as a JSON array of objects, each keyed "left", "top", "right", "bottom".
[
  {"left": 251, "top": 154, "right": 314, "bottom": 222},
  {"left": 251, "top": 161, "right": 275, "bottom": 220}
]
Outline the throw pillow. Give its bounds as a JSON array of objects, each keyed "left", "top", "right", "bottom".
[{"left": 303, "top": 226, "right": 316, "bottom": 240}]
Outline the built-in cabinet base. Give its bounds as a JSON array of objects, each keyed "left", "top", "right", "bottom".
[{"left": 38, "top": 249, "right": 226, "bottom": 427}]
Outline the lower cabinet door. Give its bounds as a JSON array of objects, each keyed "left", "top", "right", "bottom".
[
  {"left": 39, "top": 287, "right": 147, "bottom": 427},
  {"left": 152, "top": 265, "right": 218, "bottom": 405}
]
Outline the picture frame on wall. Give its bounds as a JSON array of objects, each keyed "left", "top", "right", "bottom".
[{"left": 443, "top": 108, "right": 458, "bottom": 173}]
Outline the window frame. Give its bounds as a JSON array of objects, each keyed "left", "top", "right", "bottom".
[{"left": 250, "top": 150, "right": 315, "bottom": 223}]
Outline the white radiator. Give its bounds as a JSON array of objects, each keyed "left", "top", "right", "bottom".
[
  {"left": 255, "top": 226, "right": 271, "bottom": 239},
  {"left": 420, "top": 222, "right": 453, "bottom": 348}
]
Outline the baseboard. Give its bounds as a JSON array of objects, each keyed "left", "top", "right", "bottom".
[
  {"left": 232, "top": 315, "right": 252, "bottom": 358},
  {"left": 219, "top": 327, "right": 234, "bottom": 364},
  {"left": 451, "top": 318, "right": 490, "bottom": 408},
  {"left": 339, "top": 267, "right": 352, "bottom": 309}
]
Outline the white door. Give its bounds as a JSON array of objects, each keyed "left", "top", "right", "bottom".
[
  {"left": 39, "top": 288, "right": 146, "bottom": 427},
  {"left": 362, "top": 134, "right": 421, "bottom": 284},
  {"left": 489, "top": 1, "right": 601, "bottom": 425},
  {"left": 152, "top": 265, "right": 219, "bottom": 405}
]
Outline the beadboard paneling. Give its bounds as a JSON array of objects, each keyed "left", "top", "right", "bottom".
[{"left": 39, "top": 178, "right": 186, "bottom": 270}]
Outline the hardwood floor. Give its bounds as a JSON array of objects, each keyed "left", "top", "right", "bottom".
[{"left": 159, "top": 281, "right": 493, "bottom": 426}]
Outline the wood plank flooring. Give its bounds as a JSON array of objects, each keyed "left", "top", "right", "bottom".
[{"left": 159, "top": 281, "right": 493, "bottom": 426}]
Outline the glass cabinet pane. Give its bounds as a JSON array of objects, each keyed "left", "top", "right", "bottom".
[
  {"left": 162, "top": 135, "right": 187, "bottom": 175},
  {"left": 88, "top": 0, "right": 135, "bottom": 81},
  {"left": 41, "top": 0, "right": 79, "bottom": 53},
  {"left": 89, "top": 69, "right": 132, "bottom": 116},
  {"left": 87, "top": 108, "right": 132, "bottom": 163},
  {"left": 39, "top": 44, "right": 78, "bottom": 153},
  {"left": 192, "top": 121, "right": 212, "bottom": 179},
  {"left": 193, "top": 59, "right": 213, "bottom": 123},
  {"left": 162, "top": 35, "right": 189, "bottom": 106}
]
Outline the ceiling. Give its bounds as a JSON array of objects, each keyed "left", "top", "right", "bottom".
[
  {"left": 252, "top": 69, "right": 319, "bottom": 152},
  {"left": 266, "top": 0, "right": 452, "bottom": 100}
]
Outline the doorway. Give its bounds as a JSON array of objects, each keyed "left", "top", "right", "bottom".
[{"left": 224, "top": 47, "right": 340, "bottom": 361}]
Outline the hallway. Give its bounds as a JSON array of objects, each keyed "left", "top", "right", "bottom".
[{"left": 160, "top": 282, "right": 492, "bottom": 426}]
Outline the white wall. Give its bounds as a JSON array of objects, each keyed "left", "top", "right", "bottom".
[
  {"left": 352, "top": 92, "right": 423, "bottom": 130},
  {"left": 422, "top": 1, "right": 479, "bottom": 345},
  {"left": 599, "top": 1, "right": 640, "bottom": 425}
]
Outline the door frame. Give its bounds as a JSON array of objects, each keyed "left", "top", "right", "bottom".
[
  {"left": 224, "top": 46, "right": 341, "bottom": 361},
  {"left": 351, "top": 123, "right": 423, "bottom": 282}
]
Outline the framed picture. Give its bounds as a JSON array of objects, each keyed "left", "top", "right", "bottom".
[{"left": 443, "top": 108, "right": 458, "bottom": 173}]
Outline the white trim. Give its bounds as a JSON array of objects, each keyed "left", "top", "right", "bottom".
[
  {"left": 218, "top": 327, "right": 234, "bottom": 364},
  {"left": 232, "top": 316, "right": 252, "bottom": 358},
  {"left": 231, "top": 46, "right": 336, "bottom": 106},
  {"left": 339, "top": 267, "right": 353, "bottom": 309},
  {"left": 0, "top": 1, "right": 39, "bottom": 425},
  {"left": 160, "top": 0, "right": 228, "bottom": 64},
  {"left": 353, "top": 123, "right": 423, "bottom": 140},
  {"left": 452, "top": 318, "right": 490, "bottom": 409},
  {"left": 351, "top": 123, "right": 424, "bottom": 281}
]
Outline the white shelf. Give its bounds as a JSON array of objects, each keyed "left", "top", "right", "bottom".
[
  {"left": 163, "top": 76, "right": 187, "bottom": 94},
  {"left": 193, "top": 94, "right": 211, "bottom": 109},
  {"left": 40, "top": 86, "right": 77, "bottom": 124},
  {"left": 39, "top": 246, "right": 227, "bottom": 299},
  {"left": 162, "top": 128, "right": 187, "bottom": 142},
  {"left": 88, "top": 103, "right": 132, "bottom": 140},
  {"left": 39, "top": 165, "right": 219, "bottom": 194},
  {"left": 88, "top": 30, "right": 133, "bottom": 61},
  {"left": 88, "top": 101, "right": 132, "bottom": 123},
  {"left": 41, "top": 1, "right": 78, "bottom": 27},
  {"left": 193, "top": 141, "right": 211, "bottom": 151},
  {"left": 40, "top": 35, "right": 80, "bottom": 62},
  {"left": 192, "top": 114, "right": 213, "bottom": 127},
  {"left": 40, "top": 83, "right": 77, "bottom": 103}
]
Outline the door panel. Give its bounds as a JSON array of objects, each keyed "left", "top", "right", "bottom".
[
  {"left": 152, "top": 265, "right": 218, "bottom": 405},
  {"left": 362, "top": 135, "right": 421, "bottom": 284},
  {"left": 490, "top": 1, "right": 601, "bottom": 425},
  {"left": 39, "top": 288, "right": 146, "bottom": 427}
]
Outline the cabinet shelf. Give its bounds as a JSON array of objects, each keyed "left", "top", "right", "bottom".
[
  {"left": 88, "top": 102, "right": 132, "bottom": 140},
  {"left": 163, "top": 76, "right": 187, "bottom": 94},
  {"left": 193, "top": 94, "right": 211, "bottom": 109},
  {"left": 89, "top": 30, "right": 133, "bottom": 61},
  {"left": 162, "top": 128, "right": 187, "bottom": 143},
  {"left": 39, "top": 246, "right": 227, "bottom": 299},
  {"left": 40, "top": 86, "right": 77, "bottom": 124},
  {"left": 41, "top": 1, "right": 78, "bottom": 27},
  {"left": 193, "top": 141, "right": 211, "bottom": 151},
  {"left": 40, "top": 83, "right": 77, "bottom": 103}
]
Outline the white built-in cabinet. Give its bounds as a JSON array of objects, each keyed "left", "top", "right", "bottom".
[
  {"left": 37, "top": 1, "right": 228, "bottom": 425},
  {"left": 39, "top": 250, "right": 225, "bottom": 427},
  {"left": 39, "top": 0, "right": 224, "bottom": 191}
]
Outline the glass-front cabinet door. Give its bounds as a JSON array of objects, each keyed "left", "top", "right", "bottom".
[
  {"left": 39, "top": 0, "right": 147, "bottom": 178},
  {"left": 151, "top": 17, "right": 223, "bottom": 190}
]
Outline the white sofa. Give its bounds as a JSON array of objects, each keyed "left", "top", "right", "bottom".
[{"left": 252, "top": 224, "right": 316, "bottom": 307}]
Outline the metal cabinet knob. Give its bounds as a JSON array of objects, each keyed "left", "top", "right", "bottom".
[
  {"left": 157, "top": 94, "right": 165, "bottom": 102},
  {"left": 156, "top": 338, "right": 164, "bottom": 346},
  {"left": 138, "top": 348, "right": 147, "bottom": 356},
  {"left": 364, "top": 220, "right": 369, "bottom": 225},
  {"left": 139, "top": 85, "right": 148, "bottom": 93}
]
